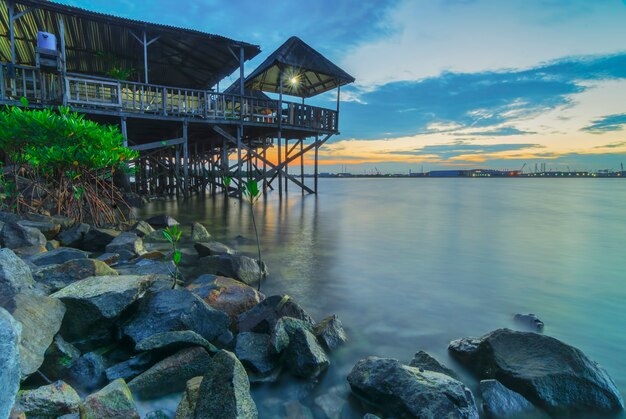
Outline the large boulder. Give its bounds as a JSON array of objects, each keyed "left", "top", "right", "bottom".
[
  {"left": 0, "top": 307, "right": 21, "bottom": 419},
  {"left": 105, "top": 232, "right": 145, "bottom": 260},
  {"left": 122, "top": 289, "right": 232, "bottom": 347},
  {"left": 348, "top": 357, "right": 479, "bottom": 419},
  {"left": 238, "top": 295, "right": 315, "bottom": 334},
  {"left": 191, "top": 222, "right": 211, "bottom": 242},
  {"left": 51, "top": 275, "right": 152, "bottom": 343},
  {"left": 194, "top": 350, "right": 258, "bottom": 419},
  {"left": 0, "top": 248, "right": 35, "bottom": 311},
  {"left": 313, "top": 315, "right": 348, "bottom": 351},
  {"left": 283, "top": 327, "right": 329, "bottom": 379},
  {"left": 409, "top": 350, "right": 458, "bottom": 380},
  {"left": 0, "top": 222, "right": 46, "bottom": 249},
  {"left": 58, "top": 223, "right": 90, "bottom": 248},
  {"left": 40, "top": 335, "right": 81, "bottom": 381},
  {"left": 194, "top": 254, "right": 268, "bottom": 286},
  {"left": 174, "top": 376, "right": 202, "bottom": 419},
  {"left": 146, "top": 214, "right": 179, "bottom": 228},
  {"left": 187, "top": 275, "right": 264, "bottom": 324},
  {"left": 32, "top": 258, "right": 118, "bottom": 292},
  {"left": 128, "top": 347, "right": 212, "bottom": 399},
  {"left": 479, "top": 379, "right": 547, "bottom": 418},
  {"left": 80, "top": 379, "right": 140, "bottom": 419},
  {"left": 135, "top": 330, "right": 218, "bottom": 355},
  {"left": 269, "top": 317, "right": 314, "bottom": 355},
  {"left": 194, "top": 241, "right": 236, "bottom": 257},
  {"left": 81, "top": 228, "right": 120, "bottom": 252},
  {"left": 17, "top": 219, "right": 61, "bottom": 240},
  {"left": 235, "top": 332, "right": 277, "bottom": 376},
  {"left": 27, "top": 247, "right": 89, "bottom": 267},
  {"left": 13, "top": 381, "right": 81, "bottom": 418},
  {"left": 10, "top": 294, "right": 66, "bottom": 379},
  {"left": 130, "top": 220, "right": 155, "bottom": 238},
  {"left": 448, "top": 329, "right": 624, "bottom": 415}
]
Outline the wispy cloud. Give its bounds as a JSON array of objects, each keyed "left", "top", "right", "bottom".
[{"left": 582, "top": 114, "right": 626, "bottom": 134}]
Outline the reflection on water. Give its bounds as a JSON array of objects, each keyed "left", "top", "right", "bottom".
[{"left": 139, "top": 178, "right": 626, "bottom": 418}]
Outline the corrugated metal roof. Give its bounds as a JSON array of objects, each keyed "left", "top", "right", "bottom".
[
  {"left": 244, "top": 36, "right": 355, "bottom": 98},
  {"left": 0, "top": 0, "right": 261, "bottom": 88}
]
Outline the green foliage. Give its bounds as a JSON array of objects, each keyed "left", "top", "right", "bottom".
[
  {"left": 163, "top": 225, "right": 183, "bottom": 288},
  {"left": 242, "top": 178, "right": 260, "bottom": 204},
  {"left": 242, "top": 178, "right": 264, "bottom": 291},
  {"left": 105, "top": 66, "right": 135, "bottom": 81},
  {"left": 223, "top": 175, "right": 232, "bottom": 189}
]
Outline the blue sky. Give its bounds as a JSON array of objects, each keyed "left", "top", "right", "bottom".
[{"left": 59, "top": 0, "right": 626, "bottom": 172}]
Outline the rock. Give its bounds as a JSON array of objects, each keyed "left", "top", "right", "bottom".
[
  {"left": 27, "top": 247, "right": 89, "bottom": 267},
  {"left": 238, "top": 295, "right": 315, "bottom": 334},
  {"left": 348, "top": 357, "right": 478, "bottom": 419},
  {"left": 10, "top": 294, "right": 66, "bottom": 378},
  {"left": 283, "top": 327, "right": 329, "bottom": 379},
  {"left": 139, "top": 250, "right": 166, "bottom": 260},
  {"left": 0, "top": 307, "right": 21, "bottom": 419},
  {"left": 115, "top": 259, "right": 173, "bottom": 276},
  {"left": 0, "top": 222, "right": 47, "bottom": 249},
  {"left": 135, "top": 330, "right": 218, "bottom": 355},
  {"left": 269, "top": 317, "right": 314, "bottom": 355},
  {"left": 96, "top": 253, "right": 120, "bottom": 266},
  {"left": 0, "top": 248, "right": 35, "bottom": 311},
  {"left": 66, "top": 352, "right": 107, "bottom": 393},
  {"left": 13, "top": 381, "right": 80, "bottom": 417},
  {"left": 145, "top": 410, "right": 170, "bottom": 419},
  {"left": 17, "top": 219, "right": 61, "bottom": 240},
  {"left": 479, "top": 379, "right": 547, "bottom": 418},
  {"left": 174, "top": 376, "right": 202, "bottom": 419},
  {"left": 513, "top": 313, "right": 544, "bottom": 331},
  {"left": 11, "top": 245, "right": 47, "bottom": 258},
  {"left": 51, "top": 275, "right": 152, "bottom": 343},
  {"left": 143, "top": 229, "right": 170, "bottom": 244},
  {"left": 284, "top": 400, "right": 314, "bottom": 419},
  {"left": 105, "top": 232, "right": 145, "bottom": 260},
  {"left": 130, "top": 220, "right": 155, "bottom": 237},
  {"left": 194, "top": 350, "right": 258, "bottom": 419},
  {"left": 187, "top": 275, "right": 264, "bottom": 324},
  {"left": 194, "top": 241, "right": 236, "bottom": 257},
  {"left": 40, "top": 335, "right": 81, "bottom": 380},
  {"left": 409, "top": 350, "right": 458, "bottom": 380},
  {"left": 122, "top": 289, "right": 232, "bottom": 347},
  {"left": 105, "top": 352, "right": 154, "bottom": 382},
  {"left": 46, "top": 239, "right": 61, "bottom": 250},
  {"left": 32, "top": 258, "right": 118, "bottom": 292},
  {"left": 81, "top": 228, "right": 120, "bottom": 252},
  {"left": 363, "top": 415, "right": 381, "bottom": 419},
  {"left": 81, "top": 378, "right": 140, "bottom": 419},
  {"left": 146, "top": 214, "right": 180, "bottom": 228},
  {"left": 191, "top": 222, "right": 211, "bottom": 242},
  {"left": 58, "top": 223, "right": 90, "bottom": 248},
  {"left": 235, "top": 332, "right": 277, "bottom": 375},
  {"left": 314, "top": 387, "right": 347, "bottom": 419},
  {"left": 0, "top": 211, "right": 22, "bottom": 223},
  {"left": 195, "top": 254, "right": 268, "bottom": 286},
  {"left": 129, "top": 347, "right": 212, "bottom": 399},
  {"left": 314, "top": 315, "right": 348, "bottom": 351},
  {"left": 448, "top": 329, "right": 624, "bottom": 415}
]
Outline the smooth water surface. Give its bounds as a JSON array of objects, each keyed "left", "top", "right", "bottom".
[{"left": 140, "top": 178, "right": 626, "bottom": 417}]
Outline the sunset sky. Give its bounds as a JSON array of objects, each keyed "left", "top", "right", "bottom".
[{"left": 60, "top": 0, "right": 626, "bottom": 173}]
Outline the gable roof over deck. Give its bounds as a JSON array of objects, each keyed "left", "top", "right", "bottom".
[{"left": 0, "top": 0, "right": 260, "bottom": 88}]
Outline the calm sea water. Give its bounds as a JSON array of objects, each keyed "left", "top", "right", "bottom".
[{"left": 139, "top": 178, "right": 626, "bottom": 418}]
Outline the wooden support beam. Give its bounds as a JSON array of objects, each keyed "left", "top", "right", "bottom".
[
  {"left": 183, "top": 121, "right": 189, "bottom": 198},
  {"left": 130, "top": 137, "right": 183, "bottom": 151}
]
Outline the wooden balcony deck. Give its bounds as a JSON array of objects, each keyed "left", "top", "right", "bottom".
[{"left": 0, "top": 62, "right": 339, "bottom": 134}]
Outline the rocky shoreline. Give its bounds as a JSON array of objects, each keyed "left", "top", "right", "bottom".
[{"left": 0, "top": 211, "right": 624, "bottom": 418}]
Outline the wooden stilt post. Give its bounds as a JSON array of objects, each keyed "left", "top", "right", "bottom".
[
  {"left": 284, "top": 138, "right": 289, "bottom": 193},
  {"left": 314, "top": 134, "right": 319, "bottom": 193},
  {"left": 183, "top": 121, "right": 189, "bottom": 198},
  {"left": 263, "top": 144, "right": 267, "bottom": 193},
  {"left": 300, "top": 139, "right": 304, "bottom": 195},
  {"left": 278, "top": 73, "right": 283, "bottom": 196},
  {"left": 120, "top": 117, "right": 128, "bottom": 147}
]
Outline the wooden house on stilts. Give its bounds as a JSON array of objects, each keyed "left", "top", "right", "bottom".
[{"left": 0, "top": 0, "right": 355, "bottom": 197}]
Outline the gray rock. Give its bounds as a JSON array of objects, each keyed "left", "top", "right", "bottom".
[
  {"left": 314, "top": 315, "right": 348, "bottom": 351},
  {"left": 10, "top": 294, "right": 66, "bottom": 379},
  {"left": 145, "top": 410, "right": 170, "bottom": 419},
  {"left": 448, "top": 328, "right": 624, "bottom": 415},
  {"left": 105, "top": 232, "right": 145, "bottom": 260},
  {"left": 46, "top": 239, "right": 61, "bottom": 250},
  {"left": 284, "top": 327, "right": 329, "bottom": 379},
  {"left": 135, "top": 330, "right": 218, "bottom": 355},
  {"left": 363, "top": 415, "right": 381, "bottom": 419},
  {"left": 191, "top": 222, "right": 211, "bottom": 242},
  {"left": 284, "top": 400, "right": 314, "bottom": 419},
  {"left": 115, "top": 259, "right": 173, "bottom": 276},
  {"left": 32, "top": 258, "right": 118, "bottom": 292},
  {"left": 27, "top": 247, "right": 89, "bottom": 267},
  {"left": 129, "top": 347, "right": 212, "bottom": 399},
  {"left": 194, "top": 350, "right": 258, "bottom": 419},
  {"left": 314, "top": 387, "right": 348, "bottom": 419},
  {"left": 194, "top": 241, "right": 236, "bottom": 257},
  {"left": 40, "top": 335, "right": 81, "bottom": 381},
  {"left": 13, "top": 381, "right": 81, "bottom": 417},
  {"left": 174, "top": 376, "right": 203, "bottom": 419},
  {"left": 235, "top": 332, "right": 277, "bottom": 375},
  {"left": 17, "top": 219, "right": 61, "bottom": 240},
  {"left": 81, "top": 227, "right": 120, "bottom": 252},
  {"left": 143, "top": 229, "right": 170, "bottom": 244},
  {"left": 0, "top": 221, "right": 46, "bottom": 249},
  {"left": 409, "top": 350, "right": 459, "bottom": 380},
  {"left": 96, "top": 252, "right": 120, "bottom": 266},
  {"left": 194, "top": 254, "right": 268, "bottom": 286},
  {"left": 130, "top": 220, "right": 155, "bottom": 237},
  {"left": 105, "top": 352, "right": 154, "bottom": 382},
  {"left": 513, "top": 313, "right": 544, "bottom": 331},
  {"left": 51, "top": 275, "right": 153, "bottom": 343},
  {"left": 66, "top": 352, "right": 107, "bottom": 393},
  {"left": 0, "top": 248, "right": 35, "bottom": 311},
  {"left": 238, "top": 294, "right": 315, "bottom": 334},
  {"left": 0, "top": 211, "right": 22, "bottom": 223},
  {"left": 80, "top": 378, "right": 140, "bottom": 419},
  {"left": 0, "top": 307, "right": 21, "bottom": 419},
  {"left": 269, "top": 316, "right": 314, "bottom": 354},
  {"left": 480, "top": 379, "right": 547, "bottom": 418},
  {"left": 122, "top": 289, "right": 232, "bottom": 347},
  {"left": 58, "top": 223, "right": 90, "bottom": 248},
  {"left": 146, "top": 214, "right": 180, "bottom": 228},
  {"left": 347, "top": 357, "right": 479, "bottom": 419}
]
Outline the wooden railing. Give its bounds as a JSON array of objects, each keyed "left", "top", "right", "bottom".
[{"left": 0, "top": 63, "right": 61, "bottom": 103}]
